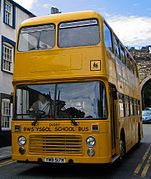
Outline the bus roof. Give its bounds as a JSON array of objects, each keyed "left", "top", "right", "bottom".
[{"left": 20, "top": 11, "right": 102, "bottom": 27}]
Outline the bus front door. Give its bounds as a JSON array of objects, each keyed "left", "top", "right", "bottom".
[{"left": 109, "top": 84, "right": 117, "bottom": 156}]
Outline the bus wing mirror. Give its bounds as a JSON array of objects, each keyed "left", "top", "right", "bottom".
[
  {"left": 10, "top": 92, "right": 13, "bottom": 103},
  {"left": 112, "top": 88, "right": 117, "bottom": 100}
]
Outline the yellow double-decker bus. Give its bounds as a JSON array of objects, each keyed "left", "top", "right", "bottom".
[{"left": 12, "top": 11, "right": 143, "bottom": 164}]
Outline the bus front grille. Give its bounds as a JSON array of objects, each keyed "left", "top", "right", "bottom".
[{"left": 29, "top": 135, "right": 83, "bottom": 155}]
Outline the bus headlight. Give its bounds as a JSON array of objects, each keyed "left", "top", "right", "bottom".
[
  {"left": 86, "top": 136, "right": 96, "bottom": 147},
  {"left": 87, "top": 148, "right": 95, "bottom": 157},
  {"left": 18, "top": 136, "right": 26, "bottom": 146}
]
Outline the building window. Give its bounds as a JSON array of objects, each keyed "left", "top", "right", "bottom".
[
  {"left": 2, "top": 36, "right": 15, "bottom": 73},
  {"left": 5, "top": 1, "right": 12, "bottom": 25},
  {"left": 1, "top": 99, "right": 12, "bottom": 130},
  {"left": 3, "top": 0, "right": 15, "bottom": 28},
  {"left": 2, "top": 43, "right": 14, "bottom": 73}
]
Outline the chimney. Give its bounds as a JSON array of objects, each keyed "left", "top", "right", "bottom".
[{"left": 51, "top": 7, "right": 61, "bottom": 14}]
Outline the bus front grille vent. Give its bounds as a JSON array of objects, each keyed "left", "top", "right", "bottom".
[{"left": 29, "top": 135, "right": 83, "bottom": 155}]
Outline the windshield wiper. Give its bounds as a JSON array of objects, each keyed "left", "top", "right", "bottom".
[
  {"left": 29, "top": 110, "right": 45, "bottom": 126},
  {"left": 70, "top": 119, "right": 78, "bottom": 126},
  {"left": 32, "top": 119, "right": 38, "bottom": 126}
]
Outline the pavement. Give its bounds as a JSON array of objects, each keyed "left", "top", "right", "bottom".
[{"left": 0, "top": 146, "right": 11, "bottom": 161}]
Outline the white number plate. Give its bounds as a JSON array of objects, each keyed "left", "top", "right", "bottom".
[{"left": 43, "top": 157, "right": 65, "bottom": 163}]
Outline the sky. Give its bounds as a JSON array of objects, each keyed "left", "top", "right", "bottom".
[{"left": 13, "top": 0, "right": 151, "bottom": 48}]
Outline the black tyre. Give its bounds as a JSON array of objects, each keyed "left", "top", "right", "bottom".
[
  {"left": 137, "top": 125, "right": 141, "bottom": 146},
  {"left": 119, "top": 136, "right": 126, "bottom": 160}
]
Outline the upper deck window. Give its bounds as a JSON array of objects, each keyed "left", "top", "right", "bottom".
[
  {"left": 18, "top": 24, "right": 55, "bottom": 52},
  {"left": 113, "top": 35, "right": 120, "bottom": 59},
  {"left": 58, "top": 19, "right": 100, "bottom": 48},
  {"left": 103, "top": 22, "right": 113, "bottom": 52}
]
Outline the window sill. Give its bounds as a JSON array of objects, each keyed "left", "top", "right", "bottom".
[
  {"left": 3, "top": 22, "right": 15, "bottom": 29},
  {"left": 1, "top": 69, "right": 13, "bottom": 75}
]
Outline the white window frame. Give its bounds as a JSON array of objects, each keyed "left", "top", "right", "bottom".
[
  {"left": 1, "top": 99, "right": 12, "bottom": 130},
  {"left": 2, "top": 42, "right": 14, "bottom": 73},
  {"left": 4, "top": 0, "right": 13, "bottom": 26}
]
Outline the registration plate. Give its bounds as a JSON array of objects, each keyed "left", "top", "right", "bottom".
[{"left": 43, "top": 157, "right": 65, "bottom": 163}]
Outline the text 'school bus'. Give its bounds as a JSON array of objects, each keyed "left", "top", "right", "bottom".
[{"left": 12, "top": 11, "right": 143, "bottom": 164}]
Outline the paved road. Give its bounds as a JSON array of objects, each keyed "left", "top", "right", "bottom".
[{"left": 0, "top": 124, "right": 150, "bottom": 179}]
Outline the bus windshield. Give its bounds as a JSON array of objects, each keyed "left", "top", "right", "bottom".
[
  {"left": 15, "top": 81, "right": 107, "bottom": 119},
  {"left": 18, "top": 24, "right": 55, "bottom": 52}
]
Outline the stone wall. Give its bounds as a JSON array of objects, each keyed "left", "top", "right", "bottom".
[{"left": 129, "top": 46, "right": 151, "bottom": 83}]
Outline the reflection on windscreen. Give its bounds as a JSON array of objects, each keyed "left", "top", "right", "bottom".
[
  {"left": 15, "top": 81, "right": 107, "bottom": 119},
  {"left": 18, "top": 24, "right": 55, "bottom": 52}
]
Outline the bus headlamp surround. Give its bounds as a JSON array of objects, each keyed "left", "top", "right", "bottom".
[
  {"left": 87, "top": 148, "right": 95, "bottom": 157},
  {"left": 18, "top": 136, "right": 26, "bottom": 146},
  {"left": 86, "top": 136, "right": 96, "bottom": 147}
]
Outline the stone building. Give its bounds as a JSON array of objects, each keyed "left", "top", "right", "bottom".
[
  {"left": 130, "top": 46, "right": 151, "bottom": 109},
  {"left": 0, "top": 0, "right": 35, "bottom": 147}
]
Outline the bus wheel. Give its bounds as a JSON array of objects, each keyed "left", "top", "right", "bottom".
[
  {"left": 119, "top": 136, "right": 126, "bottom": 160},
  {"left": 137, "top": 125, "right": 141, "bottom": 146}
]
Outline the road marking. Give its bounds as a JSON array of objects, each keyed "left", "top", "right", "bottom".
[
  {"left": 0, "top": 159, "right": 16, "bottom": 168},
  {"left": 134, "top": 144, "right": 151, "bottom": 175},
  {"left": 141, "top": 154, "right": 151, "bottom": 177}
]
